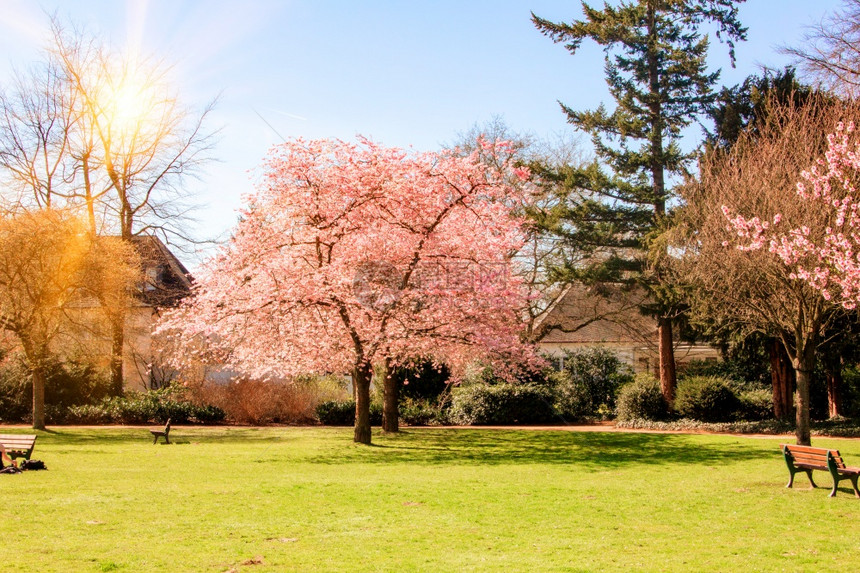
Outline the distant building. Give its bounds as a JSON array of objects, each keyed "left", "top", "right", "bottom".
[
  {"left": 123, "top": 236, "right": 193, "bottom": 389},
  {"left": 533, "top": 284, "right": 718, "bottom": 373},
  {"left": 62, "top": 236, "right": 193, "bottom": 390}
]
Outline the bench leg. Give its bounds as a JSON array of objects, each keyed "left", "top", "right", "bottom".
[
  {"left": 830, "top": 479, "right": 839, "bottom": 498},
  {"left": 804, "top": 470, "right": 817, "bottom": 488},
  {"left": 152, "top": 434, "right": 158, "bottom": 445},
  {"left": 164, "top": 435, "right": 170, "bottom": 445},
  {"left": 850, "top": 476, "right": 860, "bottom": 499},
  {"left": 786, "top": 469, "right": 795, "bottom": 489}
]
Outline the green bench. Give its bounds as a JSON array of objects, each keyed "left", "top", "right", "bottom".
[
  {"left": 0, "top": 434, "right": 37, "bottom": 461},
  {"left": 782, "top": 443, "right": 860, "bottom": 498}
]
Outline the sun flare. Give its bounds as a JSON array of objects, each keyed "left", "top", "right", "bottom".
[{"left": 102, "top": 72, "right": 153, "bottom": 136}]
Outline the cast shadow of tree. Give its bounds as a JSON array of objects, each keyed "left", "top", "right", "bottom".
[{"left": 307, "top": 429, "right": 775, "bottom": 468}]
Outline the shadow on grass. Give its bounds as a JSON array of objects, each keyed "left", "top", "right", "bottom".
[
  {"left": 308, "top": 429, "right": 775, "bottom": 468},
  {"left": 10, "top": 426, "right": 777, "bottom": 470}
]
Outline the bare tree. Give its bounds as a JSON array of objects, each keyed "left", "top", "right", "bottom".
[
  {"left": 784, "top": 0, "right": 860, "bottom": 97},
  {"left": 447, "top": 117, "right": 599, "bottom": 341},
  {"left": 0, "top": 19, "right": 215, "bottom": 392}
]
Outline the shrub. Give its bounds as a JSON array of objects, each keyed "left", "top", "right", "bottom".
[
  {"left": 0, "top": 353, "right": 115, "bottom": 423},
  {"left": 681, "top": 352, "right": 770, "bottom": 387},
  {"left": 737, "top": 388, "right": 773, "bottom": 421},
  {"left": 0, "top": 361, "right": 30, "bottom": 423},
  {"left": 448, "top": 383, "right": 556, "bottom": 425},
  {"left": 189, "top": 376, "right": 346, "bottom": 425},
  {"left": 399, "top": 398, "right": 441, "bottom": 426},
  {"left": 395, "top": 361, "right": 450, "bottom": 402},
  {"left": 841, "top": 366, "right": 860, "bottom": 418},
  {"left": 674, "top": 376, "right": 740, "bottom": 422},
  {"left": 315, "top": 400, "right": 383, "bottom": 426},
  {"left": 316, "top": 400, "right": 356, "bottom": 425},
  {"left": 64, "top": 404, "right": 114, "bottom": 424},
  {"left": 553, "top": 348, "right": 633, "bottom": 420},
  {"left": 66, "top": 385, "right": 226, "bottom": 425},
  {"left": 615, "top": 374, "right": 669, "bottom": 422}
]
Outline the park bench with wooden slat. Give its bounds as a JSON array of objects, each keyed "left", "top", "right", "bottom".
[
  {"left": 149, "top": 419, "right": 171, "bottom": 444},
  {"left": 781, "top": 443, "right": 860, "bottom": 498},
  {"left": 0, "top": 434, "right": 37, "bottom": 461}
]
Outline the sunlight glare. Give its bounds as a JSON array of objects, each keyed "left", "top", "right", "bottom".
[{"left": 105, "top": 72, "right": 151, "bottom": 136}]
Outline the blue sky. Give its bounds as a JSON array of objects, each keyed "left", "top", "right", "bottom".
[{"left": 0, "top": 0, "right": 845, "bottom": 262}]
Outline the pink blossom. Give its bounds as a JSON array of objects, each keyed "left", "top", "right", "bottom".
[
  {"left": 724, "top": 121, "right": 860, "bottom": 310},
  {"left": 158, "top": 137, "right": 537, "bottom": 382}
]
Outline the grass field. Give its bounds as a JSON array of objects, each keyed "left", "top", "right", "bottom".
[{"left": 1, "top": 426, "right": 859, "bottom": 572}]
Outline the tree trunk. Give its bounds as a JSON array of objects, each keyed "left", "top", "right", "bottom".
[
  {"left": 657, "top": 318, "right": 676, "bottom": 404},
  {"left": 353, "top": 362, "right": 373, "bottom": 444},
  {"left": 792, "top": 344, "right": 815, "bottom": 446},
  {"left": 768, "top": 339, "right": 794, "bottom": 420},
  {"left": 823, "top": 354, "right": 844, "bottom": 419},
  {"left": 381, "top": 360, "right": 399, "bottom": 433},
  {"left": 32, "top": 366, "right": 46, "bottom": 431},
  {"left": 109, "top": 316, "right": 125, "bottom": 395}
]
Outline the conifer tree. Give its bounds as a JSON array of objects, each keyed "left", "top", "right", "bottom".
[{"left": 532, "top": 0, "right": 746, "bottom": 401}]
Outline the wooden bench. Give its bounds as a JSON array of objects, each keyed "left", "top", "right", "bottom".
[
  {"left": 149, "top": 419, "right": 171, "bottom": 444},
  {"left": 781, "top": 444, "right": 860, "bottom": 498},
  {"left": 0, "top": 434, "right": 37, "bottom": 461}
]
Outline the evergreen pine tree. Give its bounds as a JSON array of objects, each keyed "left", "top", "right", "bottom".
[{"left": 532, "top": 0, "right": 746, "bottom": 402}]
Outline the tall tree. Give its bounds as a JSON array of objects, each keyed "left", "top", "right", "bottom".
[
  {"left": 701, "top": 67, "right": 818, "bottom": 418},
  {"left": 0, "top": 21, "right": 214, "bottom": 392},
  {"left": 160, "top": 138, "right": 536, "bottom": 444},
  {"left": 673, "top": 96, "right": 859, "bottom": 445},
  {"left": 707, "top": 67, "right": 815, "bottom": 150},
  {"left": 532, "top": 0, "right": 746, "bottom": 403}
]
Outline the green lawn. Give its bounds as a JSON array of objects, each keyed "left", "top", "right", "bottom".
[{"left": 1, "top": 427, "right": 859, "bottom": 572}]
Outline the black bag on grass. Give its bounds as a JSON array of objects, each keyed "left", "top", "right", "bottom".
[{"left": 20, "top": 459, "right": 46, "bottom": 470}]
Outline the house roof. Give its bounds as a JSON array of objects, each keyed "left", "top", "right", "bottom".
[
  {"left": 129, "top": 236, "right": 193, "bottom": 308},
  {"left": 533, "top": 283, "right": 656, "bottom": 345}
]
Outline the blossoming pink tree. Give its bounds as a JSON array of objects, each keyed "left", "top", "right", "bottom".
[
  {"left": 722, "top": 121, "right": 860, "bottom": 444},
  {"left": 160, "top": 137, "right": 537, "bottom": 444}
]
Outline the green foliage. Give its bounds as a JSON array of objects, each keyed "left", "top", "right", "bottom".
[
  {"left": 708, "top": 67, "right": 820, "bottom": 150},
  {"left": 681, "top": 354, "right": 770, "bottom": 388},
  {"left": 315, "top": 400, "right": 382, "bottom": 426},
  {"left": 841, "top": 366, "right": 860, "bottom": 418},
  {"left": 553, "top": 348, "right": 633, "bottom": 419},
  {"left": 0, "top": 353, "right": 115, "bottom": 423},
  {"left": 448, "top": 383, "right": 556, "bottom": 425},
  {"left": 394, "top": 360, "right": 450, "bottom": 402},
  {"left": 674, "top": 376, "right": 740, "bottom": 422},
  {"left": 615, "top": 374, "right": 669, "bottom": 422},
  {"left": 315, "top": 400, "right": 356, "bottom": 426},
  {"left": 531, "top": 1, "right": 746, "bottom": 284},
  {"left": 65, "top": 385, "right": 226, "bottom": 425},
  {"left": 399, "top": 398, "right": 443, "bottom": 426},
  {"left": 737, "top": 388, "right": 773, "bottom": 421}
]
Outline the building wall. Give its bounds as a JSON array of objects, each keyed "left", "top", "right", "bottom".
[
  {"left": 58, "top": 305, "right": 156, "bottom": 391},
  {"left": 123, "top": 307, "right": 155, "bottom": 391},
  {"left": 537, "top": 341, "right": 720, "bottom": 375}
]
